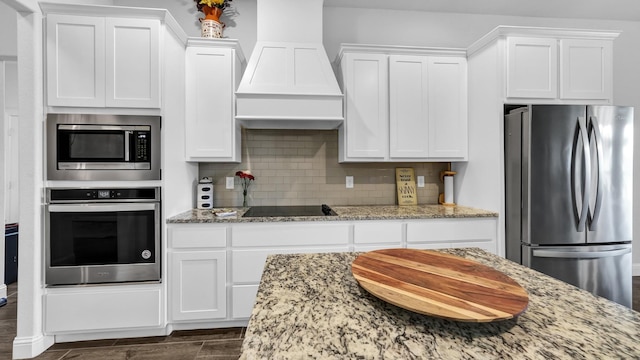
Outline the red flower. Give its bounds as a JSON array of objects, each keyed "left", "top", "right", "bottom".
[{"left": 235, "top": 171, "right": 255, "bottom": 181}]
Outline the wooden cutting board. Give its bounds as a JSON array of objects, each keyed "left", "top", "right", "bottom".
[{"left": 352, "top": 249, "right": 529, "bottom": 322}]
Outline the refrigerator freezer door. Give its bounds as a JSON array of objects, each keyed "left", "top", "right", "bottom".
[
  {"left": 523, "top": 244, "right": 632, "bottom": 307},
  {"left": 586, "top": 106, "right": 634, "bottom": 244},
  {"left": 526, "top": 105, "right": 587, "bottom": 245}
]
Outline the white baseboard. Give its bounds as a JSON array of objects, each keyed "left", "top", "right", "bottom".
[
  {"left": 633, "top": 263, "right": 640, "bottom": 277},
  {"left": 0, "top": 284, "right": 6, "bottom": 299},
  {"left": 12, "top": 334, "right": 54, "bottom": 359}
]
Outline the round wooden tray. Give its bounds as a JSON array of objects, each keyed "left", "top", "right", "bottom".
[{"left": 352, "top": 249, "right": 529, "bottom": 322}]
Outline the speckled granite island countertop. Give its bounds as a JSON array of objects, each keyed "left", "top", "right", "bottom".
[
  {"left": 166, "top": 205, "right": 497, "bottom": 223},
  {"left": 239, "top": 249, "right": 640, "bottom": 359}
]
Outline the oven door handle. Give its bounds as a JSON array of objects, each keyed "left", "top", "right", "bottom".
[{"left": 47, "top": 203, "right": 157, "bottom": 212}]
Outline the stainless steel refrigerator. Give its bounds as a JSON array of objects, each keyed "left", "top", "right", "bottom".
[{"left": 505, "top": 105, "right": 633, "bottom": 307}]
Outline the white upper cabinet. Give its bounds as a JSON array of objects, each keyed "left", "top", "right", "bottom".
[
  {"left": 486, "top": 27, "right": 619, "bottom": 103},
  {"left": 427, "top": 57, "right": 468, "bottom": 159},
  {"left": 506, "top": 37, "right": 558, "bottom": 99},
  {"left": 340, "top": 52, "right": 388, "bottom": 161},
  {"left": 184, "top": 39, "right": 245, "bottom": 162},
  {"left": 389, "top": 55, "right": 429, "bottom": 158},
  {"left": 560, "top": 39, "right": 612, "bottom": 100},
  {"left": 338, "top": 45, "right": 468, "bottom": 162},
  {"left": 46, "top": 13, "right": 161, "bottom": 108},
  {"left": 105, "top": 18, "right": 160, "bottom": 108},
  {"left": 46, "top": 14, "right": 106, "bottom": 107}
]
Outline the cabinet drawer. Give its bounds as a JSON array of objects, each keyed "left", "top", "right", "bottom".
[
  {"left": 406, "top": 218, "right": 496, "bottom": 243},
  {"left": 354, "top": 221, "right": 403, "bottom": 244},
  {"left": 169, "top": 225, "right": 227, "bottom": 248},
  {"left": 232, "top": 246, "right": 349, "bottom": 283},
  {"left": 232, "top": 223, "right": 349, "bottom": 247},
  {"left": 45, "top": 285, "right": 162, "bottom": 333}
]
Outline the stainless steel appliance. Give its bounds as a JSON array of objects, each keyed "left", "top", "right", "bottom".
[
  {"left": 45, "top": 187, "right": 161, "bottom": 285},
  {"left": 47, "top": 114, "right": 160, "bottom": 181},
  {"left": 505, "top": 105, "right": 633, "bottom": 307},
  {"left": 242, "top": 205, "right": 337, "bottom": 217}
]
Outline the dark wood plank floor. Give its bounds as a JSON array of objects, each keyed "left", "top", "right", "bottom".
[{"left": 1, "top": 278, "right": 640, "bottom": 359}]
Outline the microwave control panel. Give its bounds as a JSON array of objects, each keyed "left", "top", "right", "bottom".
[{"left": 134, "top": 131, "right": 150, "bottom": 162}]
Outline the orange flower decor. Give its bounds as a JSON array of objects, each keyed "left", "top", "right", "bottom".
[{"left": 235, "top": 170, "right": 255, "bottom": 207}]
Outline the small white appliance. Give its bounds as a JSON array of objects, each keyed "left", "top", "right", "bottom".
[{"left": 197, "top": 177, "right": 214, "bottom": 209}]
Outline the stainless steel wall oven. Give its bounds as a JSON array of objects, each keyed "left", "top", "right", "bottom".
[
  {"left": 46, "top": 114, "right": 161, "bottom": 181},
  {"left": 45, "top": 187, "right": 161, "bottom": 286}
]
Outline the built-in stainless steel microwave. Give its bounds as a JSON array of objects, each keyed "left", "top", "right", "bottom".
[{"left": 47, "top": 114, "right": 161, "bottom": 181}]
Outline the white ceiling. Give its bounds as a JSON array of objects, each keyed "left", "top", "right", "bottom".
[{"left": 324, "top": 0, "right": 640, "bottom": 22}]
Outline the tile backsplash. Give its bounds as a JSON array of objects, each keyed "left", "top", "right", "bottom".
[{"left": 199, "top": 129, "right": 448, "bottom": 207}]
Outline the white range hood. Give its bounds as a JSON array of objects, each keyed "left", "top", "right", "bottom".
[{"left": 235, "top": 0, "right": 344, "bottom": 130}]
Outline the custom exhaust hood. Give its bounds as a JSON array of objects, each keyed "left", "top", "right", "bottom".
[{"left": 235, "top": 0, "right": 344, "bottom": 130}]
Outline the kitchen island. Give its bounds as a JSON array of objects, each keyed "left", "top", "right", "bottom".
[{"left": 240, "top": 249, "right": 640, "bottom": 359}]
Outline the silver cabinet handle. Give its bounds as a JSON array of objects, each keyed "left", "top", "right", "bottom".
[{"left": 533, "top": 247, "right": 631, "bottom": 259}]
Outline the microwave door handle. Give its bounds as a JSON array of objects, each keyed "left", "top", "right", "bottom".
[
  {"left": 48, "top": 203, "right": 157, "bottom": 212},
  {"left": 125, "top": 130, "right": 132, "bottom": 162}
]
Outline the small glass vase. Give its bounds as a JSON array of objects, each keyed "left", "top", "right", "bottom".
[{"left": 242, "top": 190, "right": 248, "bottom": 207}]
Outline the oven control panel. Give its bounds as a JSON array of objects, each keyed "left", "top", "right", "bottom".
[{"left": 48, "top": 187, "right": 160, "bottom": 203}]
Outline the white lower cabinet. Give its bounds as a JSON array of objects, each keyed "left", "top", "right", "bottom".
[
  {"left": 168, "top": 225, "right": 227, "bottom": 322},
  {"left": 166, "top": 217, "right": 497, "bottom": 326},
  {"left": 230, "top": 223, "right": 351, "bottom": 319},
  {"left": 406, "top": 218, "right": 497, "bottom": 253},
  {"left": 353, "top": 221, "right": 404, "bottom": 251},
  {"left": 44, "top": 285, "right": 162, "bottom": 333},
  {"left": 169, "top": 250, "right": 227, "bottom": 321}
]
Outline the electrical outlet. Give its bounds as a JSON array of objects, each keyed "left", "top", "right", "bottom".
[
  {"left": 417, "top": 176, "right": 425, "bottom": 188},
  {"left": 226, "top": 177, "right": 234, "bottom": 189},
  {"left": 346, "top": 176, "right": 354, "bottom": 189}
]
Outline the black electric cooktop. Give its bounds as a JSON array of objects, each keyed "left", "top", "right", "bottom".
[{"left": 242, "top": 204, "right": 337, "bottom": 217}]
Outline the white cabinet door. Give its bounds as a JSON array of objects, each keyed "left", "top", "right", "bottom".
[
  {"left": 340, "top": 52, "right": 388, "bottom": 161},
  {"left": 185, "top": 45, "right": 239, "bottom": 162},
  {"left": 46, "top": 14, "right": 106, "bottom": 107},
  {"left": 506, "top": 37, "right": 558, "bottom": 99},
  {"left": 170, "top": 250, "right": 227, "bottom": 321},
  {"left": 427, "top": 57, "right": 467, "bottom": 159},
  {"left": 105, "top": 18, "right": 160, "bottom": 108},
  {"left": 45, "top": 285, "right": 162, "bottom": 333},
  {"left": 560, "top": 39, "right": 612, "bottom": 101},
  {"left": 389, "top": 55, "right": 429, "bottom": 159},
  {"left": 46, "top": 14, "right": 160, "bottom": 108}
]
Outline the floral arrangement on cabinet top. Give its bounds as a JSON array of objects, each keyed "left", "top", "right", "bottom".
[{"left": 194, "top": 0, "right": 235, "bottom": 38}]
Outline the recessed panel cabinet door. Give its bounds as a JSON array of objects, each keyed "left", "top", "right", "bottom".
[
  {"left": 46, "top": 14, "right": 106, "bottom": 107},
  {"left": 428, "top": 57, "right": 468, "bottom": 159},
  {"left": 185, "top": 46, "right": 238, "bottom": 161},
  {"left": 506, "top": 37, "right": 558, "bottom": 99},
  {"left": 560, "top": 39, "right": 612, "bottom": 101},
  {"left": 105, "top": 18, "right": 161, "bottom": 108},
  {"left": 389, "top": 55, "right": 429, "bottom": 159},
  {"left": 170, "top": 250, "right": 227, "bottom": 321},
  {"left": 341, "top": 53, "right": 388, "bottom": 160}
]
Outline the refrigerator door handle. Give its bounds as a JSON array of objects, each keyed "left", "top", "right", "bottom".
[
  {"left": 532, "top": 247, "right": 631, "bottom": 259},
  {"left": 572, "top": 117, "right": 591, "bottom": 232},
  {"left": 587, "top": 116, "right": 604, "bottom": 230}
]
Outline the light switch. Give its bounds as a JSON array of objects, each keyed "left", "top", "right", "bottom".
[
  {"left": 417, "top": 176, "right": 425, "bottom": 188},
  {"left": 226, "top": 177, "right": 234, "bottom": 189},
  {"left": 346, "top": 176, "right": 354, "bottom": 189}
]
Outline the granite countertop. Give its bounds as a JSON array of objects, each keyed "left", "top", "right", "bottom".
[
  {"left": 166, "top": 205, "right": 498, "bottom": 223},
  {"left": 240, "top": 249, "right": 640, "bottom": 359}
]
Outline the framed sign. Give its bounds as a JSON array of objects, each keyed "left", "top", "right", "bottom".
[{"left": 396, "top": 168, "right": 417, "bottom": 206}]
